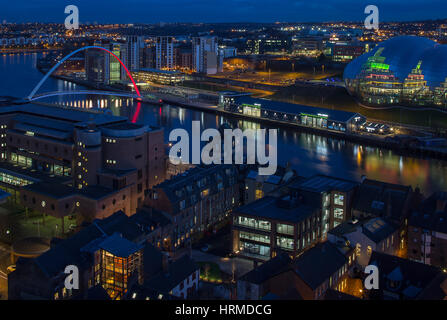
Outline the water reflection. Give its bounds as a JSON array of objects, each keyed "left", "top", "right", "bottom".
[{"left": 0, "top": 53, "right": 446, "bottom": 195}]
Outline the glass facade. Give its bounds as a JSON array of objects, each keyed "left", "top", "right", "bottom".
[
  {"left": 100, "top": 249, "right": 142, "bottom": 300},
  {"left": 277, "top": 223, "right": 294, "bottom": 235},
  {"left": 344, "top": 36, "right": 447, "bottom": 108},
  {"left": 235, "top": 216, "right": 271, "bottom": 231},
  {"left": 109, "top": 44, "right": 122, "bottom": 84},
  {"left": 276, "top": 236, "right": 294, "bottom": 250},
  {"left": 240, "top": 241, "right": 270, "bottom": 259},
  {"left": 239, "top": 231, "right": 270, "bottom": 244}
]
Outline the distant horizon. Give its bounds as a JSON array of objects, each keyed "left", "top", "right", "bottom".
[
  {"left": 3, "top": 17, "right": 447, "bottom": 26},
  {"left": 0, "top": 0, "right": 446, "bottom": 24}
]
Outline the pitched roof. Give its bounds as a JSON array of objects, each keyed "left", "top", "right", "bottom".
[
  {"left": 409, "top": 192, "right": 447, "bottom": 233},
  {"left": 369, "top": 251, "right": 445, "bottom": 299},
  {"left": 153, "top": 164, "right": 238, "bottom": 215},
  {"left": 34, "top": 211, "right": 145, "bottom": 277},
  {"left": 98, "top": 233, "right": 143, "bottom": 258},
  {"left": 291, "top": 242, "right": 348, "bottom": 290},
  {"left": 293, "top": 175, "right": 358, "bottom": 193},
  {"left": 352, "top": 179, "right": 412, "bottom": 221},
  {"left": 145, "top": 255, "right": 199, "bottom": 293},
  {"left": 239, "top": 252, "right": 291, "bottom": 284},
  {"left": 361, "top": 217, "right": 398, "bottom": 243}
]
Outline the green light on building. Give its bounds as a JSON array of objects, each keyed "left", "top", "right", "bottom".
[{"left": 370, "top": 62, "right": 390, "bottom": 70}]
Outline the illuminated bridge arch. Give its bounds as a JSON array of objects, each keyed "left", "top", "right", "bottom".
[{"left": 27, "top": 45, "right": 141, "bottom": 100}]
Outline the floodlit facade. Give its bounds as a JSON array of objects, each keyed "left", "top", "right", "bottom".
[{"left": 344, "top": 36, "right": 447, "bottom": 108}]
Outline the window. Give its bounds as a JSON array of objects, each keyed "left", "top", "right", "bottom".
[
  {"left": 255, "top": 189, "right": 264, "bottom": 200},
  {"left": 276, "top": 236, "right": 294, "bottom": 250},
  {"left": 201, "top": 189, "right": 209, "bottom": 198},
  {"left": 356, "top": 243, "right": 361, "bottom": 256},
  {"left": 240, "top": 231, "right": 270, "bottom": 244},
  {"left": 277, "top": 223, "right": 294, "bottom": 235},
  {"left": 334, "top": 193, "right": 344, "bottom": 206},
  {"left": 235, "top": 216, "right": 271, "bottom": 231}
]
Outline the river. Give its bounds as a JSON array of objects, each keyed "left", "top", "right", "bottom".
[{"left": 1, "top": 52, "right": 446, "bottom": 195}]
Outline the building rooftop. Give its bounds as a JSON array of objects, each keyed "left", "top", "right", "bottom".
[
  {"left": 99, "top": 233, "right": 143, "bottom": 258},
  {"left": 369, "top": 251, "right": 446, "bottom": 299},
  {"left": 291, "top": 241, "right": 348, "bottom": 290},
  {"left": 153, "top": 164, "right": 238, "bottom": 214},
  {"left": 362, "top": 217, "right": 398, "bottom": 243},
  {"left": 138, "top": 68, "right": 182, "bottom": 75},
  {"left": 22, "top": 182, "right": 127, "bottom": 200},
  {"left": 32, "top": 211, "right": 150, "bottom": 277},
  {"left": 0, "top": 103, "right": 127, "bottom": 127},
  {"left": 329, "top": 217, "right": 398, "bottom": 244},
  {"left": 291, "top": 174, "right": 358, "bottom": 193},
  {"left": 239, "top": 252, "right": 291, "bottom": 284},
  {"left": 352, "top": 179, "right": 412, "bottom": 221},
  {"left": 145, "top": 255, "right": 199, "bottom": 293},
  {"left": 409, "top": 192, "right": 447, "bottom": 233},
  {"left": 235, "top": 196, "right": 318, "bottom": 223}
]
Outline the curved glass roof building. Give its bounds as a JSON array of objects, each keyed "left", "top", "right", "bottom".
[{"left": 344, "top": 36, "right": 447, "bottom": 108}]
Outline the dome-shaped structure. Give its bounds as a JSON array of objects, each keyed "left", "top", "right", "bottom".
[{"left": 344, "top": 36, "right": 447, "bottom": 108}]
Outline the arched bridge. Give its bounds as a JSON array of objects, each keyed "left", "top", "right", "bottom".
[
  {"left": 26, "top": 45, "right": 141, "bottom": 101},
  {"left": 25, "top": 45, "right": 148, "bottom": 122},
  {"left": 29, "top": 90, "right": 141, "bottom": 101}
]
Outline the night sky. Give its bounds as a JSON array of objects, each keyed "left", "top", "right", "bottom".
[{"left": 0, "top": 0, "right": 446, "bottom": 23}]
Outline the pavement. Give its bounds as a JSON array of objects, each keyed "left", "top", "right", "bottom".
[{"left": 192, "top": 249, "right": 255, "bottom": 279}]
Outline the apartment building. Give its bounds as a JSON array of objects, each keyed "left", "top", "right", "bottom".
[
  {"left": 145, "top": 164, "right": 240, "bottom": 252},
  {"left": 156, "top": 36, "right": 174, "bottom": 70}
]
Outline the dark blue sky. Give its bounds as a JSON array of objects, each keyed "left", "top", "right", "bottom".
[{"left": 0, "top": 0, "right": 446, "bottom": 23}]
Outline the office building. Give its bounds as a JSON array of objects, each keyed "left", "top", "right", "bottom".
[
  {"left": 132, "top": 68, "right": 185, "bottom": 85},
  {"left": 232, "top": 195, "right": 321, "bottom": 262},
  {"left": 0, "top": 104, "right": 165, "bottom": 225}
]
